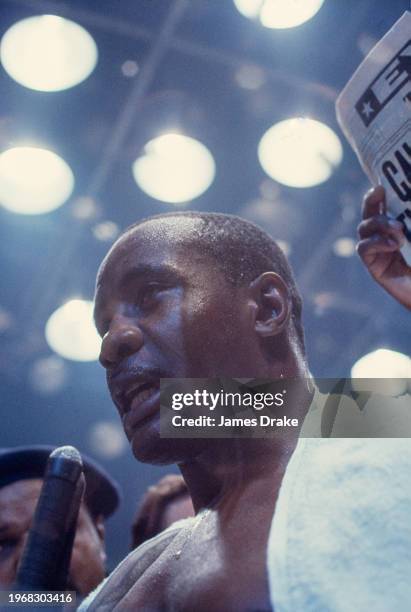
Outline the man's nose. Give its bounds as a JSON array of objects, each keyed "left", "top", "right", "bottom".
[{"left": 99, "top": 320, "right": 144, "bottom": 368}]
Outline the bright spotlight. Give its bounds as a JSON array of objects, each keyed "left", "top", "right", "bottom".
[
  {"left": 45, "top": 299, "right": 101, "bottom": 362},
  {"left": 132, "top": 133, "right": 215, "bottom": 204},
  {"left": 333, "top": 237, "right": 356, "bottom": 257},
  {"left": 233, "top": 0, "right": 325, "bottom": 29},
  {"left": 258, "top": 118, "right": 342, "bottom": 188},
  {"left": 351, "top": 349, "right": 411, "bottom": 397},
  {"left": 0, "top": 15, "right": 98, "bottom": 92},
  {"left": 0, "top": 146, "right": 74, "bottom": 214}
]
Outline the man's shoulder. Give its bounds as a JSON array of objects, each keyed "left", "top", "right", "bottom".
[{"left": 79, "top": 517, "right": 195, "bottom": 611}]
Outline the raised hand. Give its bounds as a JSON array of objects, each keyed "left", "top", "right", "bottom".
[{"left": 357, "top": 185, "right": 411, "bottom": 310}]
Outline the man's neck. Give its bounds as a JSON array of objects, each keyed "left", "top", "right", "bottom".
[
  {"left": 179, "top": 439, "right": 294, "bottom": 513},
  {"left": 179, "top": 377, "right": 314, "bottom": 513}
]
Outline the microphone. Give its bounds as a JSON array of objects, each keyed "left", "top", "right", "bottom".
[{"left": 14, "top": 446, "right": 85, "bottom": 591}]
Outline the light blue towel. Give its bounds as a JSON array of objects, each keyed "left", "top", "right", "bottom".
[{"left": 267, "top": 437, "right": 411, "bottom": 612}]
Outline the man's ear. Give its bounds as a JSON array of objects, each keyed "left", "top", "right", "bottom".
[
  {"left": 248, "top": 272, "right": 291, "bottom": 338},
  {"left": 94, "top": 515, "right": 105, "bottom": 543},
  {"left": 94, "top": 515, "right": 107, "bottom": 564}
]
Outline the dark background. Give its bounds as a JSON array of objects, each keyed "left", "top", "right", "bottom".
[{"left": 0, "top": 0, "right": 409, "bottom": 568}]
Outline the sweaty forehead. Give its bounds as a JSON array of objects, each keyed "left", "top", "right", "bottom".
[
  {"left": 131, "top": 216, "right": 204, "bottom": 243},
  {"left": 96, "top": 216, "right": 207, "bottom": 287}
]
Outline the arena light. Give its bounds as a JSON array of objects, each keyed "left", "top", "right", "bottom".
[
  {"left": 276, "top": 239, "right": 291, "bottom": 256},
  {"left": 45, "top": 299, "right": 101, "bottom": 362},
  {"left": 92, "top": 221, "right": 120, "bottom": 242},
  {"left": 351, "top": 349, "right": 411, "bottom": 396},
  {"left": 29, "top": 356, "right": 67, "bottom": 394},
  {"left": 89, "top": 422, "right": 128, "bottom": 458},
  {"left": 132, "top": 133, "right": 215, "bottom": 204},
  {"left": 258, "top": 118, "right": 343, "bottom": 188},
  {"left": 333, "top": 237, "right": 356, "bottom": 257},
  {"left": 235, "top": 64, "right": 266, "bottom": 90},
  {"left": 0, "top": 146, "right": 74, "bottom": 214},
  {"left": 233, "top": 0, "right": 325, "bottom": 29},
  {"left": 0, "top": 15, "right": 97, "bottom": 92}
]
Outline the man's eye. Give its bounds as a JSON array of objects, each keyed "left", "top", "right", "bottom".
[{"left": 139, "top": 284, "right": 163, "bottom": 309}]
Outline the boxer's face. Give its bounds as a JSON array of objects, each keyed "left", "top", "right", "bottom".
[
  {"left": 0, "top": 479, "right": 106, "bottom": 596},
  {"left": 94, "top": 218, "right": 261, "bottom": 463}
]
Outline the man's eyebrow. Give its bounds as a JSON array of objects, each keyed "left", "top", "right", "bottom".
[
  {"left": 93, "top": 263, "right": 183, "bottom": 333},
  {"left": 118, "top": 264, "right": 183, "bottom": 288}
]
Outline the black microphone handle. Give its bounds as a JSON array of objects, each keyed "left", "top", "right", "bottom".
[
  {"left": 15, "top": 446, "right": 84, "bottom": 591},
  {"left": 55, "top": 473, "right": 85, "bottom": 590}
]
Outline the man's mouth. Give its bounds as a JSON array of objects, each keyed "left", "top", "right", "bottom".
[
  {"left": 128, "top": 382, "right": 158, "bottom": 410},
  {"left": 121, "top": 381, "right": 160, "bottom": 436}
]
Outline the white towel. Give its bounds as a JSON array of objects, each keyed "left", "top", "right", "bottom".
[{"left": 267, "top": 437, "right": 411, "bottom": 612}]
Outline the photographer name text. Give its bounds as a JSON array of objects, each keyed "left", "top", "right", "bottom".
[{"left": 171, "top": 415, "right": 298, "bottom": 428}]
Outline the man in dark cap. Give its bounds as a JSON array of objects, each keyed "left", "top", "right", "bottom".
[{"left": 0, "top": 446, "right": 120, "bottom": 598}]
